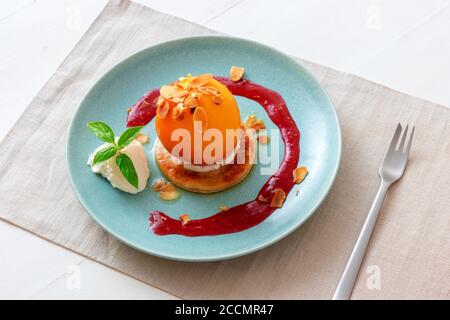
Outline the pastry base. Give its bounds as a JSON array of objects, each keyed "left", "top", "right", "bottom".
[{"left": 155, "top": 135, "right": 255, "bottom": 194}]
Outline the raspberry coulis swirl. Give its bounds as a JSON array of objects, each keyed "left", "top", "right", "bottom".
[{"left": 126, "top": 77, "right": 300, "bottom": 236}]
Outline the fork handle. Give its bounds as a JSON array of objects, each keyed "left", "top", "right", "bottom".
[{"left": 332, "top": 180, "right": 390, "bottom": 300}]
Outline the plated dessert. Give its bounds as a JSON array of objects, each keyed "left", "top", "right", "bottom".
[
  {"left": 87, "top": 66, "right": 308, "bottom": 237},
  {"left": 67, "top": 36, "right": 342, "bottom": 260}
]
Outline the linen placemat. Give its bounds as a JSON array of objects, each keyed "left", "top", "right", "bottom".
[{"left": 0, "top": 0, "right": 449, "bottom": 299}]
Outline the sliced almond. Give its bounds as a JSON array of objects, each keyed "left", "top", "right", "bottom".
[
  {"left": 172, "top": 103, "right": 186, "bottom": 121},
  {"left": 156, "top": 100, "right": 170, "bottom": 119},
  {"left": 159, "top": 183, "right": 180, "bottom": 201},
  {"left": 184, "top": 96, "right": 198, "bottom": 109},
  {"left": 212, "top": 95, "right": 222, "bottom": 105},
  {"left": 245, "top": 114, "right": 257, "bottom": 127},
  {"left": 245, "top": 114, "right": 266, "bottom": 130},
  {"left": 156, "top": 96, "right": 165, "bottom": 107},
  {"left": 179, "top": 214, "right": 190, "bottom": 225},
  {"left": 258, "top": 135, "right": 270, "bottom": 144},
  {"left": 175, "top": 82, "right": 186, "bottom": 89},
  {"left": 230, "top": 66, "right": 245, "bottom": 82},
  {"left": 171, "top": 96, "right": 185, "bottom": 104},
  {"left": 219, "top": 206, "right": 230, "bottom": 211},
  {"left": 173, "top": 90, "right": 189, "bottom": 99},
  {"left": 136, "top": 133, "right": 149, "bottom": 144},
  {"left": 178, "top": 74, "right": 193, "bottom": 87},
  {"left": 193, "top": 107, "right": 208, "bottom": 131},
  {"left": 202, "top": 86, "right": 220, "bottom": 96},
  {"left": 190, "top": 87, "right": 204, "bottom": 96},
  {"left": 190, "top": 73, "right": 213, "bottom": 88},
  {"left": 160, "top": 85, "right": 178, "bottom": 99},
  {"left": 258, "top": 194, "right": 268, "bottom": 202},
  {"left": 293, "top": 166, "right": 309, "bottom": 184},
  {"left": 270, "top": 188, "right": 286, "bottom": 208},
  {"left": 151, "top": 178, "right": 166, "bottom": 192},
  {"left": 253, "top": 121, "right": 266, "bottom": 130}
]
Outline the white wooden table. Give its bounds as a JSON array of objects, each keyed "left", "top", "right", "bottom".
[{"left": 1, "top": 0, "right": 449, "bottom": 299}]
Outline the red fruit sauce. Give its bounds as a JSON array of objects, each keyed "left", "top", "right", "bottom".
[{"left": 126, "top": 77, "right": 300, "bottom": 236}]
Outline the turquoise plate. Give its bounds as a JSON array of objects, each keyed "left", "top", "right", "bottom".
[{"left": 67, "top": 36, "right": 341, "bottom": 261}]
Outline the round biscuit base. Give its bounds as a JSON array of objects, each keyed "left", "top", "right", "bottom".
[{"left": 155, "top": 136, "right": 255, "bottom": 194}]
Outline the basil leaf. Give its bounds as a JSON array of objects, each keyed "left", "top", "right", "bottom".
[
  {"left": 118, "top": 126, "right": 144, "bottom": 148},
  {"left": 115, "top": 153, "right": 139, "bottom": 189},
  {"left": 92, "top": 146, "right": 118, "bottom": 165},
  {"left": 87, "top": 122, "right": 115, "bottom": 143}
]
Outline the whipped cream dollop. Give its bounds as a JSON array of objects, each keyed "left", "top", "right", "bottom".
[{"left": 88, "top": 139, "right": 150, "bottom": 194}]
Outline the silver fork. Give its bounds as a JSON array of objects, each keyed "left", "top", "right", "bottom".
[{"left": 333, "top": 123, "right": 415, "bottom": 300}]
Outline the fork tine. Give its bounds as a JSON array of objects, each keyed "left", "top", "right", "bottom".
[
  {"left": 404, "top": 126, "right": 415, "bottom": 155},
  {"left": 398, "top": 124, "right": 409, "bottom": 151},
  {"left": 388, "top": 123, "right": 402, "bottom": 152}
]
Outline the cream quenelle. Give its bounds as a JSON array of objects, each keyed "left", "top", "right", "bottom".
[
  {"left": 88, "top": 139, "right": 150, "bottom": 194},
  {"left": 86, "top": 122, "right": 150, "bottom": 194}
]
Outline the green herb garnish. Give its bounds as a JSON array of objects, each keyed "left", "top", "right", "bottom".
[
  {"left": 115, "top": 153, "right": 139, "bottom": 189},
  {"left": 118, "top": 126, "right": 145, "bottom": 148},
  {"left": 87, "top": 122, "right": 115, "bottom": 143},
  {"left": 92, "top": 146, "right": 118, "bottom": 165},
  {"left": 87, "top": 122, "right": 144, "bottom": 189}
]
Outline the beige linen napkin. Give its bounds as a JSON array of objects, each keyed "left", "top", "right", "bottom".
[{"left": 0, "top": 0, "right": 449, "bottom": 299}]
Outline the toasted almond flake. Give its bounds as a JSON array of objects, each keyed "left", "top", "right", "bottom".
[
  {"left": 157, "top": 73, "right": 227, "bottom": 120},
  {"left": 258, "top": 135, "right": 270, "bottom": 144},
  {"left": 245, "top": 114, "right": 256, "bottom": 126},
  {"left": 172, "top": 97, "right": 185, "bottom": 104},
  {"left": 293, "top": 166, "right": 309, "bottom": 184},
  {"left": 156, "top": 101, "right": 170, "bottom": 119},
  {"left": 270, "top": 188, "right": 286, "bottom": 208},
  {"left": 196, "top": 88, "right": 208, "bottom": 95},
  {"left": 245, "top": 114, "right": 266, "bottom": 130},
  {"left": 230, "top": 66, "right": 245, "bottom": 82},
  {"left": 178, "top": 74, "right": 193, "bottom": 84},
  {"left": 184, "top": 96, "right": 198, "bottom": 108},
  {"left": 173, "top": 90, "right": 189, "bottom": 99},
  {"left": 151, "top": 178, "right": 166, "bottom": 192},
  {"left": 160, "top": 182, "right": 176, "bottom": 192},
  {"left": 179, "top": 214, "right": 190, "bottom": 225},
  {"left": 193, "top": 107, "right": 208, "bottom": 131},
  {"left": 190, "top": 87, "right": 204, "bottom": 95},
  {"left": 156, "top": 96, "right": 165, "bottom": 107},
  {"left": 253, "top": 121, "right": 266, "bottom": 130},
  {"left": 153, "top": 180, "right": 180, "bottom": 201},
  {"left": 160, "top": 85, "right": 178, "bottom": 99},
  {"left": 258, "top": 194, "right": 268, "bottom": 202},
  {"left": 136, "top": 133, "right": 149, "bottom": 144},
  {"left": 160, "top": 190, "right": 180, "bottom": 201},
  {"left": 219, "top": 206, "right": 230, "bottom": 211},
  {"left": 190, "top": 73, "right": 213, "bottom": 88},
  {"left": 212, "top": 95, "right": 222, "bottom": 105},
  {"left": 172, "top": 103, "right": 186, "bottom": 120},
  {"left": 202, "top": 86, "right": 220, "bottom": 96},
  {"left": 160, "top": 183, "right": 180, "bottom": 201}
]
